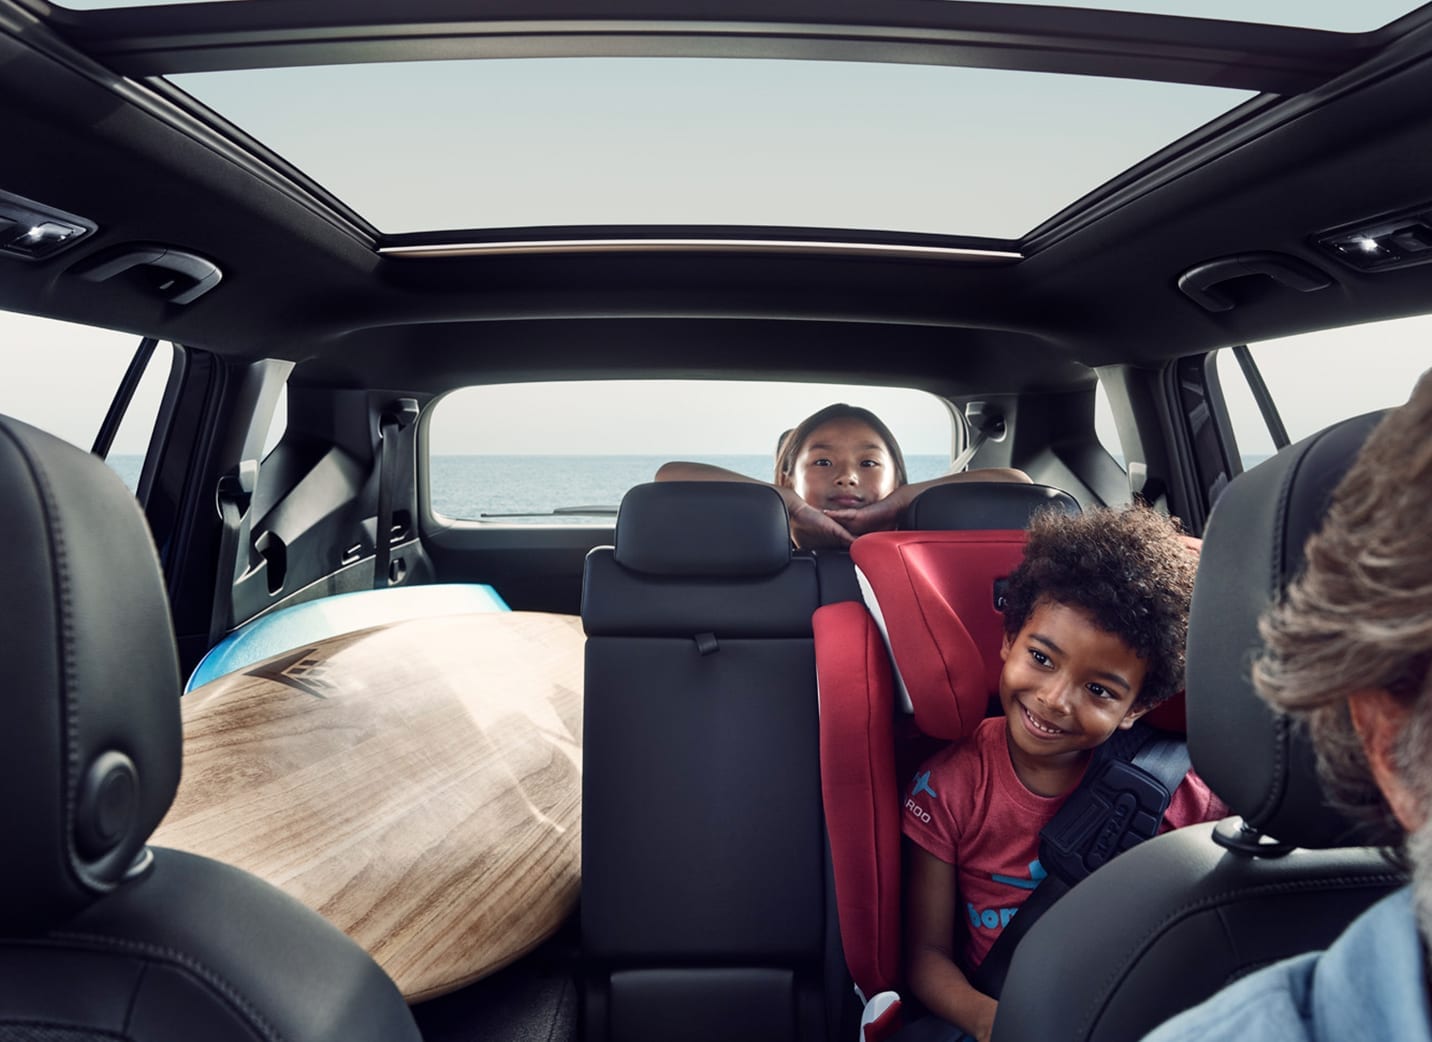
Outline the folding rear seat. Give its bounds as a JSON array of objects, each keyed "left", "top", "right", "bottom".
[{"left": 580, "top": 481, "right": 834, "bottom": 1042}]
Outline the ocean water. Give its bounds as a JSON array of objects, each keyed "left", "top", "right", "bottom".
[
  {"left": 107, "top": 452, "right": 1275, "bottom": 521},
  {"left": 429, "top": 454, "right": 955, "bottom": 521},
  {"left": 107, "top": 452, "right": 953, "bottom": 520}
]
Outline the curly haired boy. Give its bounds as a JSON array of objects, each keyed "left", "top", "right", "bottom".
[{"left": 900, "top": 506, "right": 1228, "bottom": 1042}]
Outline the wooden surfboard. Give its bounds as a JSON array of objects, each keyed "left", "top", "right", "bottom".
[{"left": 151, "top": 610, "right": 586, "bottom": 1003}]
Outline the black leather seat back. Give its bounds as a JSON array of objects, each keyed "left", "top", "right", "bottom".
[
  {"left": 581, "top": 482, "right": 827, "bottom": 1042},
  {"left": 0, "top": 416, "right": 421, "bottom": 1042},
  {"left": 1, "top": 416, "right": 182, "bottom": 930},
  {"left": 901, "top": 480, "right": 1079, "bottom": 531}
]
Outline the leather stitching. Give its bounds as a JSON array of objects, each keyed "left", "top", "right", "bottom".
[
  {"left": 1076, "top": 868, "right": 1405, "bottom": 1039},
  {"left": 0, "top": 425, "right": 94, "bottom": 896},
  {"left": 47, "top": 932, "right": 288, "bottom": 1042}
]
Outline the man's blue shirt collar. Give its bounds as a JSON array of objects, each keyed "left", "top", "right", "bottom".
[{"left": 1312, "top": 886, "right": 1431, "bottom": 1042}]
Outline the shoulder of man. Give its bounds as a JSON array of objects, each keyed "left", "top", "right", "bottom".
[{"left": 1141, "top": 952, "right": 1318, "bottom": 1042}]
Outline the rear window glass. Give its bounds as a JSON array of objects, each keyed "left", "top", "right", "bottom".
[{"left": 427, "top": 380, "right": 956, "bottom": 522}]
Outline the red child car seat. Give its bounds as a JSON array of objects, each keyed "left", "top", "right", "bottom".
[
  {"left": 812, "top": 482, "right": 1080, "bottom": 1004},
  {"left": 814, "top": 483, "right": 1192, "bottom": 1011}
]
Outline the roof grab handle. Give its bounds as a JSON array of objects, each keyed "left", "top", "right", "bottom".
[
  {"left": 73, "top": 243, "right": 222, "bottom": 304},
  {"left": 1177, "top": 252, "right": 1332, "bottom": 313}
]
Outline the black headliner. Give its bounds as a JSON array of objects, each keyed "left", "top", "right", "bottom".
[{"left": 3, "top": 0, "right": 1432, "bottom": 397}]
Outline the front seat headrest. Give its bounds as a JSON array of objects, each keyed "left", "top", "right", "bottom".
[
  {"left": 902, "top": 481, "right": 1080, "bottom": 530},
  {"left": 0, "top": 417, "right": 182, "bottom": 932},
  {"left": 1186, "top": 409, "right": 1387, "bottom": 849}
]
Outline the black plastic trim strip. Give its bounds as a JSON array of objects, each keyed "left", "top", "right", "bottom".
[
  {"left": 42, "top": 1, "right": 1370, "bottom": 92},
  {"left": 91, "top": 336, "right": 158, "bottom": 459}
]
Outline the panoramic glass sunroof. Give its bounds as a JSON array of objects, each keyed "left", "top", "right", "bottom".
[
  {"left": 53, "top": 0, "right": 1430, "bottom": 32},
  {"left": 171, "top": 58, "right": 1254, "bottom": 240}
]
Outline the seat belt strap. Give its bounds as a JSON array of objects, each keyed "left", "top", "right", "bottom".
[
  {"left": 373, "top": 399, "right": 419, "bottom": 590},
  {"left": 969, "top": 723, "right": 1190, "bottom": 998},
  {"left": 208, "top": 460, "right": 257, "bottom": 650}
]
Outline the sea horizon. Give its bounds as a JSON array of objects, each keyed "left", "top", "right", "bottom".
[{"left": 106, "top": 451, "right": 1274, "bottom": 522}]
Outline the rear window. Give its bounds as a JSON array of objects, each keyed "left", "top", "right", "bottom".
[{"left": 427, "top": 380, "right": 956, "bottom": 522}]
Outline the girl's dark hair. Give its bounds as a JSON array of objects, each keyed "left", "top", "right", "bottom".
[
  {"left": 774, "top": 403, "right": 909, "bottom": 487},
  {"left": 1001, "top": 505, "right": 1197, "bottom": 709}
]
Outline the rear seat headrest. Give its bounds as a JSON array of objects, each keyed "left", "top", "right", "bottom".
[
  {"left": 1187, "top": 409, "right": 1389, "bottom": 849},
  {"left": 614, "top": 482, "right": 791, "bottom": 576},
  {"left": 902, "top": 481, "right": 1080, "bottom": 530}
]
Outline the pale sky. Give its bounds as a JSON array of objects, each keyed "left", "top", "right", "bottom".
[{"left": 170, "top": 60, "right": 1252, "bottom": 240}]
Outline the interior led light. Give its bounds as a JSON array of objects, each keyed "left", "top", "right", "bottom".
[
  {"left": 1316, "top": 208, "right": 1432, "bottom": 273},
  {"left": 0, "top": 192, "right": 94, "bottom": 261}
]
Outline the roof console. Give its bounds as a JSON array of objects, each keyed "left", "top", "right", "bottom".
[
  {"left": 0, "top": 188, "right": 95, "bottom": 262},
  {"left": 1316, "top": 205, "right": 1432, "bottom": 273}
]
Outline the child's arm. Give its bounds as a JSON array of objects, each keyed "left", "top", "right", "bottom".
[
  {"left": 905, "top": 845, "right": 1000, "bottom": 1042},
  {"left": 654, "top": 460, "right": 857, "bottom": 547},
  {"left": 825, "top": 468, "right": 1032, "bottom": 537}
]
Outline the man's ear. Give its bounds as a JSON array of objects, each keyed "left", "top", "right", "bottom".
[
  {"left": 1117, "top": 703, "right": 1152, "bottom": 730},
  {"left": 1348, "top": 688, "right": 1426, "bottom": 833}
]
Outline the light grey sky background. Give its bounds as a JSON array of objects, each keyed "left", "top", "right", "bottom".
[
  {"left": 1, "top": 2, "right": 1428, "bottom": 455},
  {"left": 171, "top": 60, "right": 1252, "bottom": 239},
  {"left": 149, "top": 3, "right": 1432, "bottom": 239}
]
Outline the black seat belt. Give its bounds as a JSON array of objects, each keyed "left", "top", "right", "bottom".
[
  {"left": 373, "top": 399, "right": 419, "bottom": 590},
  {"left": 970, "top": 721, "right": 1191, "bottom": 998},
  {"left": 208, "top": 459, "right": 258, "bottom": 650}
]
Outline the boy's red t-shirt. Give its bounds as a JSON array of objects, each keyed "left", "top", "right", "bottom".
[{"left": 902, "top": 715, "right": 1228, "bottom": 972}]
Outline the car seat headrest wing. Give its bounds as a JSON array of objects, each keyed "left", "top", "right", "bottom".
[
  {"left": 0, "top": 416, "right": 182, "bottom": 932},
  {"left": 1187, "top": 409, "right": 1388, "bottom": 849},
  {"left": 852, "top": 531, "right": 1031, "bottom": 741},
  {"left": 614, "top": 482, "right": 791, "bottom": 576}
]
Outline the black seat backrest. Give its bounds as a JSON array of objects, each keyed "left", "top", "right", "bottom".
[
  {"left": 901, "top": 480, "right": 1080, "bottom": 531},
  {"left": 580, "top": 482, "right": 831, "bottom": 1042},
  {"left": 992, "top": 411, "right": 1405, "bottom": 1042},
  {"left": 0, "top": 414, "right": 421, "bottom": 1042}
]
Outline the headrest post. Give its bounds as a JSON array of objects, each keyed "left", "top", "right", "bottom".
[{"left": 1211, "top": 819, "right": 1296, "bottom": 859}]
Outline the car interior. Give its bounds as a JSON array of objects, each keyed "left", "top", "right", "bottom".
[{"left": 2, "top": 1, "right": 1431, "bottom": 1040}]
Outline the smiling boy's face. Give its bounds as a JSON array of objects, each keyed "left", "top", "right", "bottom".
[{"left": 999, "top": 599, "right": 1149, "bottom": 780}]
